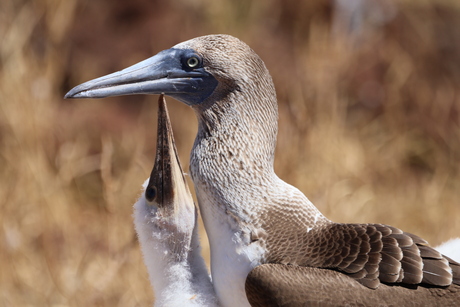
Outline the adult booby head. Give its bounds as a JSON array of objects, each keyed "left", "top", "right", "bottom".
[
  {"left": 64, "top": 34, "right": 275, "bottom": 115},
  {"left": 65, "top": 34, "right": 278, "bottom": 170},
  {"left": 66, "top": 35, "right": 460, "bottom": 306},
  {"left": 133, "top": 95, "right": 218, "bottom": 306}
]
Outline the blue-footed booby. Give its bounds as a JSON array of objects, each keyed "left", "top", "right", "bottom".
[
  {"left": 66, "top": 34, "right": 460, "bottom": 306},
  {"left": 133, "top": 95, "right": 218, "bottom": 306}
]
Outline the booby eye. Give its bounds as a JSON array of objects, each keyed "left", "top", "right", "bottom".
[
  {"left": 186, "top": 56, "right": 200, "bottom": 68},
  {"left": 145, "top": 186, "right": 157, "bottom": 202}
]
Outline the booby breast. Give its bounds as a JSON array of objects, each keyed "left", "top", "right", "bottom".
[{"left": 66, "top": 34, "right": 460, "bottom": 306}]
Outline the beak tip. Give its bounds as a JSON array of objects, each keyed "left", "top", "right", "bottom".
[
  {"left": 64, "top": 87, "right": 89, "bottom": 99},
  {"left": 64, "top": 87, "right": 78, "bottom": 99}
]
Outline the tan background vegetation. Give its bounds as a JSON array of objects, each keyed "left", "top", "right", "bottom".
[{"left": 1, "top": 0, "right": 459, "bottom": 305}]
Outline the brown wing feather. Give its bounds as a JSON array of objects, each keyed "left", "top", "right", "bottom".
[
  {"left": 445, "top": 256, "right": 460, "bottom": 285},
  {"left": 298, "top": 223, "right": 458, "bottom": 289},
  {"left": 245, "top": 264, "right": 460, "bottom": 307}
]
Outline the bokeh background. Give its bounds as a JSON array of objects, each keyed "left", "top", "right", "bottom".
[{"left": 1, "top": 0, "right": 460, "bottom": 305}]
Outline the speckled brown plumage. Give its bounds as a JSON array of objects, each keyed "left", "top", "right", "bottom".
[{"left": 246, "top": 264, "right": 460, "bottom": 307}]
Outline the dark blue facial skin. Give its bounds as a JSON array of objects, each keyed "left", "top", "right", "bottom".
[
  {"left": 64, "top": 48, "right": 218, "bottom": 106},
  {"left": 165, "top": 49, "right": 219, "bottom": 105}
]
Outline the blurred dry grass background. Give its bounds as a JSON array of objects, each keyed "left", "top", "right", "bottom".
[{"left": 1, "top": 0, "right": 460, "bottom": 305}]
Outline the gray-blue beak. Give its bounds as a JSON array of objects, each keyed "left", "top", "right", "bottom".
[{"left": 65, "top": 48, "right": 217, "bottom": 106}]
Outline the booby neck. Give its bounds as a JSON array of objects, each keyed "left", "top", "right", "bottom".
[
  {"left": 184, "top": 35, "right": 279, "bottom": 178},
  {"left": 133, "top": 95, "right": 218, "bottom": 306},
  {"left": 171, "top": 36, "right": 327, "bottom": 226}
]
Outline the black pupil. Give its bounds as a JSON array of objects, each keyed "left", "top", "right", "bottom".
[
  {"left": 145, "top": 186, "right": 156, "bottom": 201},
  {"left": 188, "top": 57, "right": 198, "bottom": 67}
]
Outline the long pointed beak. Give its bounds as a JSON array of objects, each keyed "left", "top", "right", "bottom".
[
  {"left": 145, "top": 95, "right": 193, "bottom": 215},
  {"left": 64, "top": 48, "right": 217, "bottom": 105}
]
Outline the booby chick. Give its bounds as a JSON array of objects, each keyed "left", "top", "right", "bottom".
[
  {"left": 133, "top": 95, "right": 218, "bottom": 306},
  {"left": 66, "top": 34, "right": 460, "bottom": 306}
]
